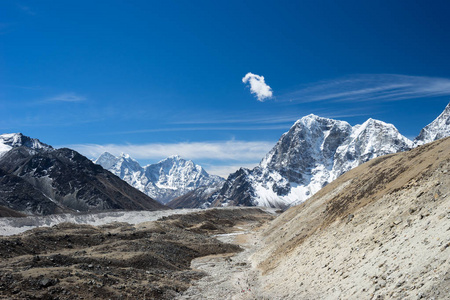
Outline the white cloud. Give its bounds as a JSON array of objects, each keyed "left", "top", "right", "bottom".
[
  {"left": 242, "top": 72, "right": 273, "bottom": 101},
  {"left": 65, "top": 140, "right": 274, "bottom": 162},
  {"left": 47, "top": 93, "right": 86, "bottom": 102},
  {"left": 281, "top": 74, "right": 450, "bottom": 103}
]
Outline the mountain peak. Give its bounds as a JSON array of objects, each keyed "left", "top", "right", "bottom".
[
  {"left": 295, "top": 114, "right": 327, "bottom": 125},
  {"left": 304, "top": 113, "right": 320, "bottom": 119},
  {"left": 167, "top": 154, "right": 182, "bottom": 160},
  {"left": 120, "top": 152, "right": 131, "bottom": 159},
  {"left": 359, "top": 118, "right": 392, "bottom": 130},
  {"left": 414, "top": 101, "right": 450, "bottom": 146},
  {"left": 157, "top": 155, "right": 187, "bottom": 166},
  {"left": 0, "top": 132, "right": 52, "bottom": 157},
  {"left": 97, "top": 151, "right": 116, "bottom": 159}
]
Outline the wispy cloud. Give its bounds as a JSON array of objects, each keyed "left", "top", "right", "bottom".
[
  {"left": 281, "top": 74, "right": 450, "bottom": 103},
  {"left": 170, "top": 114, "right": 300, "bottom": 125},
  {"left": 65, "top": 140, "right": 274, "bottom": 162},
  {"left": 46, "top": 93, "right": 86, "bottom": 102},
  {"left": 168, "top": 107, "right": 370, "bottom": 127},
  {"left": 242, "top": 72, "right": 273, "bottom": 101},
  {"left": 95, "top": 125, "right": 291, "bottom": 136}
]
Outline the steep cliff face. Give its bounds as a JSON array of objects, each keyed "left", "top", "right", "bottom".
[{"left": 95, "top": 153, "right": 223, "bottom": 204}]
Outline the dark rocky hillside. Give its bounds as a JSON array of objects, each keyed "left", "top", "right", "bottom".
[{"left": 0, "top": 146, "right": 167, "bottom": 215}]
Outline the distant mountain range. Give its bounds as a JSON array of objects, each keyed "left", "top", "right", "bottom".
[
  {"left": 1, "top": 102, "right": 449, "bottom": 214},
  {"left": 0, "top": 134, "right": 166, "bottom": 216},
  {"left": 94, "top": 153, "right": 224, "bottom": 204},
  {"left": 169, "top": 101, "right": 450, "bottom": 209}
]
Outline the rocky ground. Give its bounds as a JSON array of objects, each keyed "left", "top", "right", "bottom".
[{"left": 0, "top": 208, "right": 274, "bottom": 299}]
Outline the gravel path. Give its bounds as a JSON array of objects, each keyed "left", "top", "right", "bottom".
[{"left": 176, "top": 224, "right": 265, "bottom": 300}]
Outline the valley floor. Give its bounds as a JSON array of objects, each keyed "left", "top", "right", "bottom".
[{"left": 0, "top": 208, "right": 274, "bottom": 300}]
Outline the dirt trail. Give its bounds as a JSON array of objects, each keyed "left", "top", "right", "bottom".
[{"left": 176, "top": 223, "right": 267, "bottom": 300}]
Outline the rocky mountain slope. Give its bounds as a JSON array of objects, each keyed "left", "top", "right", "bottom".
[
  {"left": 251, "top": 136, "right": 450, "bottom": 299},
  {"left": 414, "top": 101, "right": 450, "bottom": 146},
  {"left": 95, "top": 153, "right": 223, "bottom": 204},
  {"left": 0, "top": 134, "right": 167, "bottom": 215},
  {"left": 167, "top": 182, "right": 224, "bottom": 209}
]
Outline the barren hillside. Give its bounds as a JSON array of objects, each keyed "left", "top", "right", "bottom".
[{"left": 252, "top": 137, "right": 450, "bottom": 299}]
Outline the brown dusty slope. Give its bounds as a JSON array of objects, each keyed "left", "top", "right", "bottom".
[{"left": 252, "top": 137, "right": 450, "bottom": 299}]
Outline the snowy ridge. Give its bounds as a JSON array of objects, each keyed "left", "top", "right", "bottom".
[
  {"left": 331, "top": 118, "right": 413, "bottom": 179},
  {"left": 414, "top": 102, "right": 450, "bottom": 146},
  {"left": 95, "top": 153, "right": 224, "bottom": 204},
  {"left": 0, "top": 133, "right": 52, "bottom": 157}
]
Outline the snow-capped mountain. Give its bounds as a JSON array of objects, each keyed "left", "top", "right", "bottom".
[
  {"left": 183, "top": 114, "right": 412, "bottom": 209},
  {"left": 95, "top": 153, "right": 224, "bottom": 204},
  {"left": 0, "top": 133, "right": 52, "bottom": 157},
  {"left": 414, "top": 102, "right": 450, "bottom": 146}
]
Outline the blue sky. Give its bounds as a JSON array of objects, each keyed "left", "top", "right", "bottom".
[{"left": 1, "top": 0, "right": 450, "bottom": 177}]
